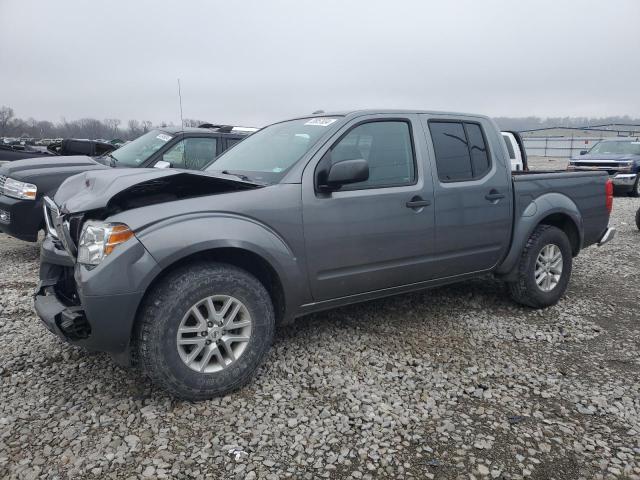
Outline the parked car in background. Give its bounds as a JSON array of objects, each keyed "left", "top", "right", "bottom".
[
  {"left": 0, "top": 138, "right": 118, "bottom": 162},
  {"left": 35, "top": 109, "right": 615, "bottom": 399},
  {"left": 0, "top": 125, "right": 252, "bottom": 241},
  {"left": 567, "top": 138, "right": 640, "bottom": 197},
  {"left": 501, "top": 131, "right": 527, "bottom": 171}
]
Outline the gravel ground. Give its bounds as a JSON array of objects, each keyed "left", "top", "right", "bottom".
[{"left": 1, "top": 195, "right": 639, "bottom": 479}]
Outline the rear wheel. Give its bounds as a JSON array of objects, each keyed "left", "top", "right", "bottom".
[
  {"left": 508, "top": 225, "right": 572, "bottom": 308},
  {"left": 136, "top": 262, "right": 274, "bottom": 400},
  {"left": 635, "top": 207, "right": 640, "bottom": 231}
]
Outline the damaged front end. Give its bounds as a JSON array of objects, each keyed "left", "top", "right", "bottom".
[
  {"left": 35, "top": 168, "right": 261, "bottom": 355},
  {"left": 36, "top": 198, "right": 90, "bottom": 341}
]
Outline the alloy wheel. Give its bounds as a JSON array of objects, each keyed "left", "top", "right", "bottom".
[
  {"left": 534, "top": 244, "right": 563, "bottom": 292},
  {"left": 176, "top": 295, "right": 252, "bottom": 373}
]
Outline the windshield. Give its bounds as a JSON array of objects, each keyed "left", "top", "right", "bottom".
[
  {"left": 206, "top": 117, "right": 341, "bottom": 182},
  {"left": 109, "top": 130, "right": 174, "bottom": 167},
  {"left": 589, "top": 140, "right": 640, "bottom": 155}
]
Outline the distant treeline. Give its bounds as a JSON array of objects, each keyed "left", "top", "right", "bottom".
[
  {"left": 2, "top": 105, "right": 640, "bottom": 140},
  {"left": 493, "top": 115, "right": 640, "bottom": 132},
  {"left": 0, "top": 105, "right": 210, "bottom": 141}
]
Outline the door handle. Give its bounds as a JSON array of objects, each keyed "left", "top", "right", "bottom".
[
  {"left": 406, "top": 197, "right": 431, "bottom": 209},
  {"left": 485, "top": 191, "right": 505, "bottom": 201}
]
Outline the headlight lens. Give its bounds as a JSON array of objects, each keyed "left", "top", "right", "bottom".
[
  {"left": 77, "top": 220, "right": 134, "bottom": 266},
  {"left": 2, "top": 177, "right": 37, "bottom": 200}
]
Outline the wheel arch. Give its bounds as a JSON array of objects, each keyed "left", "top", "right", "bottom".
[
  {"left": 495, "top": 193, "right": 584, "bottom": 279},
  {"left": 134, "top": 246, "right": 288, "bottom": 333}
]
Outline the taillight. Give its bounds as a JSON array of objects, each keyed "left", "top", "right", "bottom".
[{"left": 605, "top": 179, "right": 613, "bottom": 214}]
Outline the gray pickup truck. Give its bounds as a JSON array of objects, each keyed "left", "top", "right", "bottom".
[{"left": 35, "top": 110, "right": 615, "bottom": 399}]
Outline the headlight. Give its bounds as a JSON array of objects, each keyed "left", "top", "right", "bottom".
[
  {"left": 2, "top": 177, "right": 37, "bottom": 200},
  {"left": 77, "top": 220, "right": 134, "bottom": 266}
]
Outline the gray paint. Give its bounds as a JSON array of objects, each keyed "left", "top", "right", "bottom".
[{"left": 37, "top": 110, "right": 611, "bottom": 355}]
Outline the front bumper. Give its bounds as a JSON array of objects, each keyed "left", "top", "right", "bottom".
[
  {"left": 34, "top": 234, "right": 161, "bottom": 354},
  {"left": 0, "top": 194, "right": 42, "bottom": 242},
  {"left": 610, "top": 173, "right": 637, "bottom": 188}
]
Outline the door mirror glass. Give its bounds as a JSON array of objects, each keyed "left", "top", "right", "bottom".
[
  {"left": 154, "top": 160, "right": 172, "bottom": 169},
  {"left": 325, "top": 158, "right": 369, "bottom": 188},
  {"left": 580, "top": 150, "right": 588, "bottom": 155}
]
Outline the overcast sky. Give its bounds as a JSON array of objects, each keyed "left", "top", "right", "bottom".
[{"left": 1, "top": 0, "right": 639, "bottom": 127}]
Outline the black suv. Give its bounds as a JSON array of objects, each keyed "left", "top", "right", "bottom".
[{"left": 0, "top": 125, "right": 253, "bottom": 241}]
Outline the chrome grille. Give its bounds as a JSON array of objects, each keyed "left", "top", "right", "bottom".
[
  {"left": 43, "top": 197, "right": 59, "bottom": 238},
  {"left": 0, "top": 175, "right": 6, "bottom": 195},
  {"left": 43, "top": 196, "right": 76, "bottom": 257}
]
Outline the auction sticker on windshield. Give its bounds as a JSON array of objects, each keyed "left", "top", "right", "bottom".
[
  {"left": 304, "top": 118, "right": 337, "bottom": 127},
  {"left": 156, "top": 133, "right": 172, "bottom": 142}
]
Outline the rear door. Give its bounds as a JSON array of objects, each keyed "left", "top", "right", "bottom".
[
  {"left": 420, "top": 116, "right": 513, "bottom": 277},
  {"left": 302, "top": 114, "right": 437, "bottom": 302}
]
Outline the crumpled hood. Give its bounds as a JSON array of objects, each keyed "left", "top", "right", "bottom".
[
  {"left": 0, "top": 155, "right": 106, "bottom": 180},
  {"left": 571, "top": 153, "right": 640, "bottom": 162},
  {"left": 54, "top": 167, "right": 263, "bottom": 214}
]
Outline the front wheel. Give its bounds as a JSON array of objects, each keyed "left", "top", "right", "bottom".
[
  {"left": 508, "top": 225, "right": 572, "bottom": 308},
  {"left": 136, "top": 262, "right": 275, "bottom": 400},
  {"left": 630, "top": 176, "right": 640, "bottom": 198},
  {"left": 635, "top": 207, "right": 640, "bottom": 230}
]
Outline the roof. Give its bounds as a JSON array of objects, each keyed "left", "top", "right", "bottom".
[{"left": 292, "top": 108, "right": 491, "bottom": 121}]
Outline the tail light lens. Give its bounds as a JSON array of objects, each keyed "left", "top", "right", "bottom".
[{"left": 605, "top": 179, "right": 613, "bottom": 214}]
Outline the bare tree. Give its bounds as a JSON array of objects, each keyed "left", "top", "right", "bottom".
[
  {"left": 104, "top": 118, "right": 121, "bottom": 138},
  {"left": 0, "top": 105, "right": 14, "bottom": 134},
  {"left": 127, "top": 119, "right": 141, "bottom": 138}
]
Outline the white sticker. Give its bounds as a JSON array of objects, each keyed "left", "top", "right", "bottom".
[
  {"left": 156, "top": 133, "right": 172, "bottom": 142},
  {"left": 304, "top": 118, "right": 337, "bottom": 127}
]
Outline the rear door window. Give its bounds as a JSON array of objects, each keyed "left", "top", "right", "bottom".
[{"left": 429, "top": 121, "right": 491, "bottom": 182}]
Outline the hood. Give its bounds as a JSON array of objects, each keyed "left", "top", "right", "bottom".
[
  {"left": 0, "top": 155, "right": 106, "bottom": 180},
  {"left": 54, "top": 167, "right": 264, "bottom": 214},
  {"left": 571, "top": 153, "right": 640, "bottom": 162}
]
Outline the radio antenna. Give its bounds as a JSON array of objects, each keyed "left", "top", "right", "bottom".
[{"left": 177, "top": 78, "right": 185, "bottom": 129}]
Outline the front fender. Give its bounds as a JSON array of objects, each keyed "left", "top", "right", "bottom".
[
  {"left": 135, "top": 212, "right": 309, "bottom": 317},
  {"left": 495, "top": 192, "right": 583, "bottom": 277}
]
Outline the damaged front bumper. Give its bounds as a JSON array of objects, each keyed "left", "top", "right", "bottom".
[{"left": 34, "top": 234, "right": 161, "bottom": 362}]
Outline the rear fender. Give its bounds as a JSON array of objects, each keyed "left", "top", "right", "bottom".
[{"left": 495, "top": 192, "right": 583, "bottom": 279}]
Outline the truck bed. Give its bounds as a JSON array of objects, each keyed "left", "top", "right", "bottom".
[{"left": 511, "top": 170, "right": 610, "bottom": 249}]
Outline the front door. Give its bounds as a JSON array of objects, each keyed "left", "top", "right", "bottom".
[
  {"left": 302, "top": 115, "right": 436, "bottom": 302},
  {"left": 420, "top": 116, "right": 513, "bottom": 277}
]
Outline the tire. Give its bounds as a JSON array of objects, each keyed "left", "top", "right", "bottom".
[
  {"left": 631, "top": 177, "right": 640, "bottom": 198},
  {"left": 636, "top": 207, "right": 640, "bottom": 231},
  {"left": 508, "top": 225, "right": 572, "bottom": 309},
  {"left": 135, "top": 262, "right": 275, "bottom": 400}
]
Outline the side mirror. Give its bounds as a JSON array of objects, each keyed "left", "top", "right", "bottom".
[
  {"left": 325, "top": 158, "right": 369, "bottom": 189},
  {"left": 154, "top": 160, "right": 172, "bottom": 169},
  {"left": 580, "top": 150, "right": 588, "bottom": 155}
]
